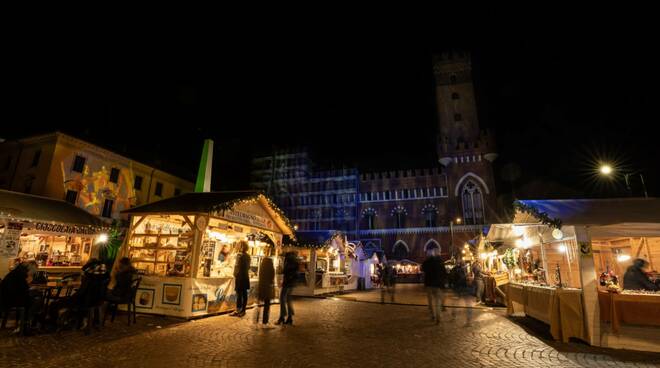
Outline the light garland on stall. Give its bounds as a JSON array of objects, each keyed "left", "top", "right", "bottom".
[
  {"left": 513, "top": 201, "right": 562, "bottom": 230},
  {"left": 210, "top": 193, "right": 297, "bottom": 240}
]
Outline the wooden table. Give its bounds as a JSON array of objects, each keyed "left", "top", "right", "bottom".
[{"left": 599, "top": 291, "right": 660, "bottom": 333}]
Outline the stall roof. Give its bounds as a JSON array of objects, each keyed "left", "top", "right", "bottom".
[
  {"left": 0, "top": 189, "right": 105, "bottom": 227},
  {"left": 283, "top": 230, "right": 345, "bottom": 249},
  {"left": 514, "top": 198, "right": 660, "bottom": 226},
  {"left": 122, "top": 191, "right": 295, "bottom": 235}
]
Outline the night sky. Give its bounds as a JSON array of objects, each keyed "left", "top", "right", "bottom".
[{"left": 4, "top": 28, "right": 660, "bottom": 200}]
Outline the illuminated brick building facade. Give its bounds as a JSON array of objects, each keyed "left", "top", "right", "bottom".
[{"left": 251, "top": 51, "right": 497, "bottom": 262}]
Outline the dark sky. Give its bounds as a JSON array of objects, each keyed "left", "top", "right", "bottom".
[{"left": 4, "top": 26, "right": 660, "bottom": 199}]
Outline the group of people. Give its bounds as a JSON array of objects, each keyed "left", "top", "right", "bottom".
[
  {"left": 422, "top": 249, "right": 486, "bottom": 324},
  {"left": 230, "top": 241, "right": 299, "bottom": 326},
  {"left": 0, "top": 257, "right": 137, "bottom": 334}
]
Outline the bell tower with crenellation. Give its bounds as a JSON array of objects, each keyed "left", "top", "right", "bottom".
[{"left": 433, "top": 51, "right": 498, "bottom": 224}]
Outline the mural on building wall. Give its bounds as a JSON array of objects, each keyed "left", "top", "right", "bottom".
[{"left": 60, "top": 159, "right": 137, "bottom": 217}]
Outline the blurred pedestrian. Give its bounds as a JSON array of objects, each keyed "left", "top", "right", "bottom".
[
  {"left": 255, "top": 256, "right": 275, "bottom": 326},
  {"left": 231, "top": 241, "right": 251, "bottom": 317},
  {"left": 380, "top": 262, "right": 397, "bottom": 303},
  {"left": 276, "top": 251, "right": 298, "bottom": 325},
  {"left": 422, "top": 248, "right": 446, "bottom": 324},
  {"left": 472, "top": 261, "right": 485, "bottom": 304}
]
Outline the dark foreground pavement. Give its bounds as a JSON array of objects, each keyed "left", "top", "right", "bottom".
[{"left": 1, "top": 284, "right": 659, "bottom": 368}]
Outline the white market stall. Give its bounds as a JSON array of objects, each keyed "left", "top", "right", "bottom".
[
  {"left": 488, "top": 198, "right": 660, "bottom": 352},
  {"left": 282, "top": 231, "right": 359, "bottom": 296},
  {"left": 117, "top": 191, "right": 295, "bottom": 318},
  {"left": 0, "top": 189, "right": 108, "bottom": 278}
]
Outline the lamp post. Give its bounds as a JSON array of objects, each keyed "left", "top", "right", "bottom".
[
  {"left": 449, "top": 217, "right": 462, "bottom": 260},
  {"left": 599, "top": 164, "right": 648, "bottom": 198}
]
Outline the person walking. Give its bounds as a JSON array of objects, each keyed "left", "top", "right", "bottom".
[
  {"left": 231, "top": 241, "right": 251, "bottom": 317},
  {"left": 255, "top": 256, "right": 275, "bottom": 326},
  {"left": 276, "top": 251, "right": 298, "bottom": 325},
  {"left": 422, "top": 248, "right": 446, "bottom": 324},
  {"left": 380, "top": 262, "right": 397, "bottom": 303}
]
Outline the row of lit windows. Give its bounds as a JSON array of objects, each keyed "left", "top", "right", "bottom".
[{"left": 360, "top": 187, "right": 447, "bottom": 202}]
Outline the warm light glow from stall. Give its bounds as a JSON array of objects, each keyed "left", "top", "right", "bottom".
[
  {"left": 479, "top": 253, "right": 488, "bottom": 260},
  {"left": 512, "top": 225, "right": 525, "bottom": 237},
  {"left": 558, "top": 244, "right": 567, "bottom": 253},
  {"left": 96, "top": 233, "right": 108, "bottom": 244},
  {"left": 617, "top": 254, "right": 631, "bottom": 263}
]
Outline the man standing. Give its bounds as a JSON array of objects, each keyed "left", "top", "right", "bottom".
[
  {"left": 232, "top": 241, "right": 251, "bottom": 317},
  {"left": 472, "top": 261, "right": 485, "bottom": 304},
  {"left": 422, "top": 248, "right": 446, "bottom": 324}
]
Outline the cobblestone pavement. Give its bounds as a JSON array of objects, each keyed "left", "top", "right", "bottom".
[{"left": 1, "top": 285, "right": 659, "bottom": 368}]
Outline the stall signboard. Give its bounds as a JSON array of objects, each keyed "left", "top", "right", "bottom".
[
  {"left": 1, "top": 222, "right": 23, "bottom": 257},
  {"left": 215, "top": 203, "right": 277, "bottom": 231},
  {"left": 34, "top": 222, "right": 100, "bottom": 235}
]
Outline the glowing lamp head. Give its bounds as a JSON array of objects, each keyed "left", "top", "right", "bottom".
[
  {"left": 512, "top": 225, "right": 525, "bottom": 237},
  {"left": 600, "top": 164, "right": 613, "bottom": 175},
  {"left": 552, "top": 228, "right": 563, "bottom": 240},
  {"left": 96, "top": 233, "right": 109, "bottom": 244},
  {"left": 293, "top": 224, "right": 299, "bottom": 231},
  {"left": 558, "top": 244, "right": 567, "bottom": 253},
  {"left": 617, "top": 254, "right": 631, "bottom": 263},
  {"left": 455, "top": 217, "right": 462, "bottom": 224}
]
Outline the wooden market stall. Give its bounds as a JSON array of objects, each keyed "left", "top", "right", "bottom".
[
  {"left": 282, "top": 231, "right": 359, "bottom": 296},
  {"left": 117, "top": 191, "right": 295, "bottom": 318},
  {"left": 0, "top": 189, "right": 108, "bottom": 278},
  {"left": 491, "top": 198, "right": 660, "bottom": 352}
]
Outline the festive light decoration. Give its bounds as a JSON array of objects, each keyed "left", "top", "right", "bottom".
[
  {"left": 283, "top": 231, "right": 345, "bottom": 250},
  {"left": 513, "top": 201, "right": 562, "bottom": 230},
  {"left": 210, "top": 193, "right": 296, "bottom": 240}
]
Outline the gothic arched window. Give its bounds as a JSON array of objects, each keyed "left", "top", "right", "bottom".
[
  {"left": 461, "top": 180, "right": 485, "bottom": 225},
  {"left": 422, "top": 205, "right": 438, "bottom": 228},
  {"left": 362, "top": 208, "right": 377, "bottom": 230},
  {"left": 391, "top": 206, "right": 407, "bottom": 228}
]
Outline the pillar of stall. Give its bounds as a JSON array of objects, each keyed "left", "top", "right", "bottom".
[{"left": 575, "top": 225, "right": 599, "bottom": 346}]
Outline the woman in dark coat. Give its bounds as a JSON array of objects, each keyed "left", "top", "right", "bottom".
[
  {"left": 232, "top": 241, "right": 251, "bottom": 317},
  {"left": 256, "top": 256, "right": 275, "bottom": 325},
  {"left": 276, "top": 251, "right": 298, "bottom": 325}
]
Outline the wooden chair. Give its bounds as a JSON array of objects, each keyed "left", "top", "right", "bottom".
[{"left": 104, "top": 277, "right": 141, "bottom": 326}]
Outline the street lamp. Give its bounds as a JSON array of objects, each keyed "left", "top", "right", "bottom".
[
  {"left": 599, "top": 164, "right": 648, "bottom": 198},
  {"left": 449, "top": 217, "right": 462, "bottom": 260}
]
